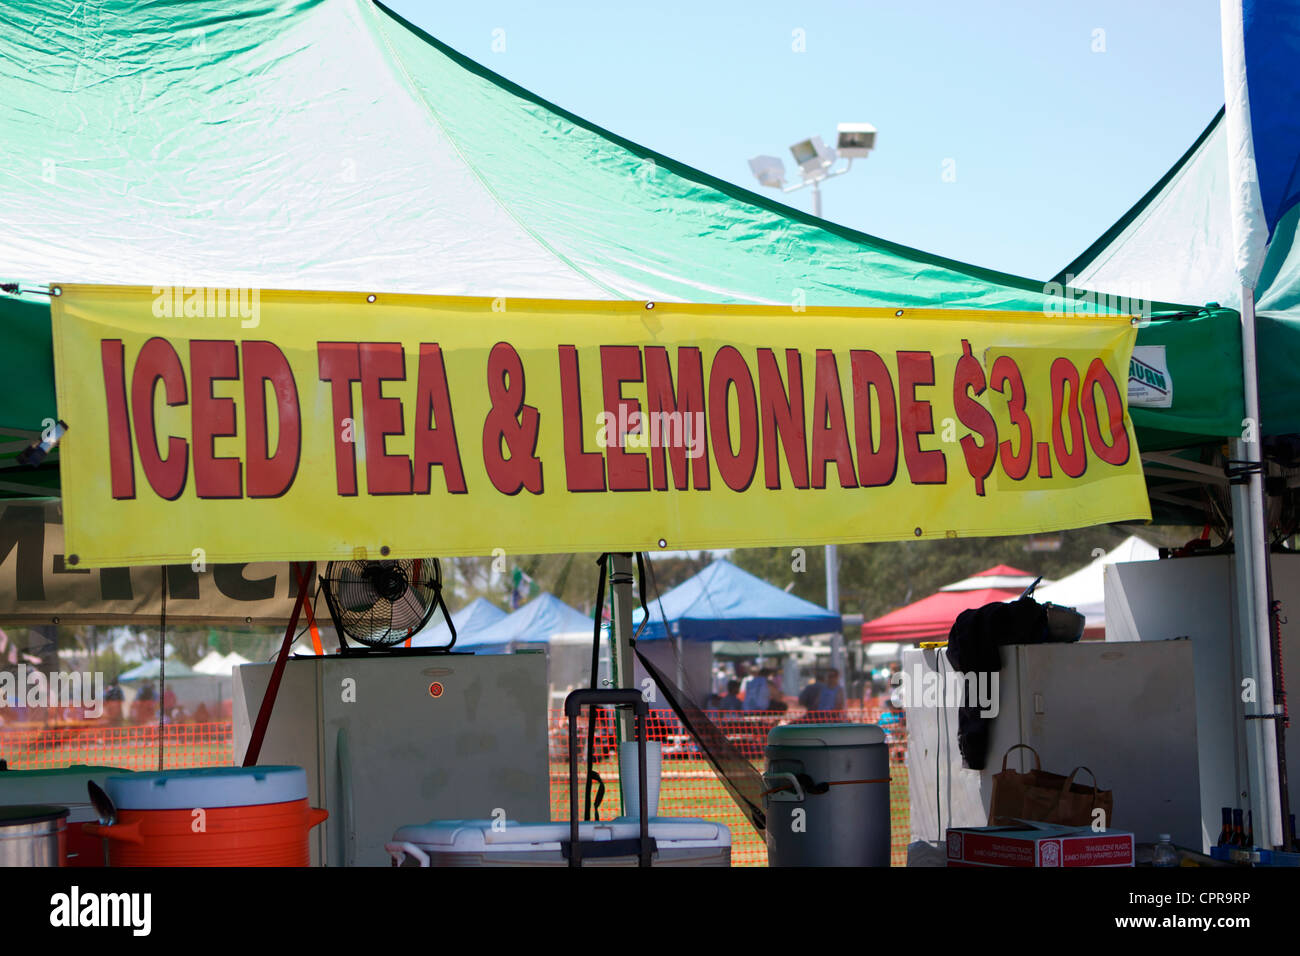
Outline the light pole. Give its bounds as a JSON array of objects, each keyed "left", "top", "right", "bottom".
[
  {"left": 749, "top": 123, "right": 876, "bottom": 676},
  {"left": 748, "top": 123, "right": 876, "bottom": 217}
]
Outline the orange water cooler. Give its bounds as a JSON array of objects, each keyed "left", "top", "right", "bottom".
[{"left": 84, "top": 766, "right": 326, "bottom": 866}]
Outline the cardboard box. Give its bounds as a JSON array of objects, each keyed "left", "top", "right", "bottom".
[{"left": 946, "top": 822, "right": 1134, "bottom": 867}]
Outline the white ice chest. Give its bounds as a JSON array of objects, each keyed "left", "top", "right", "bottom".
[{"left": 387, "top": 817, "right": 731, "bottom": 867}]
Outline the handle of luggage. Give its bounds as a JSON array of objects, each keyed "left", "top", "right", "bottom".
[{"left": 564, "top": 688, "right": 654, "bottom": 868}]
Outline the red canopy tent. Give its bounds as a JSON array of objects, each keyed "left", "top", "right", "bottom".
[{"left": 859, "top": 565, "right": 1042, "bottom": 644}]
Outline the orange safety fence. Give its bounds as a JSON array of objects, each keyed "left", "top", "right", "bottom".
[
  {"left": 0, "top": 722, "right": 235, "bottom": 771},
  {"left": 1, "top": 707, "right": 909, "bottom": 866}
]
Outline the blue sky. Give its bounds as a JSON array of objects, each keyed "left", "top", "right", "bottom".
[{"left": 385, "top": 0, "right": 1225, "bottom": 279}]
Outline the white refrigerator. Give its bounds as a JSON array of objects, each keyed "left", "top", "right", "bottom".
[
  {"left": 233, "top": 651, "right": 552, "bottom": 866},
  {"left": 905, "top": 638, "right": 1201, "bottom": 849}
]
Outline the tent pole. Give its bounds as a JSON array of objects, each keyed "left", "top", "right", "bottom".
[
  {"left": 826, "top": 544, "right": 844, "bottom": 676},
  {"left": 609, "top": 552, "right": 636, "bottom": 741},
  {"left": 1230, "top": 455, "right": 1269, "bottom": 842},
  {"left": 1236, "top": 282, "right": 1284, "bottom": 847}
]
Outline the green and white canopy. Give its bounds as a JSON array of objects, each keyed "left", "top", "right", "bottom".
[
  {"left": 0, "top": 0, "right": 1256, "bottom": 497},
  {"left": 1058, "top": 108, "right": 1300, "bottom": 445}
]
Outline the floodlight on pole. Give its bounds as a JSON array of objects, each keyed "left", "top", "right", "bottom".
[
  {"left": 747, "top": 122, "right": 875, "bottom": 220},
  {"left": 746, "top": 122, "right": 877, "bottom": 677},
  {"left": 747, "top": 155, "right": 786, "bottom": 189},
  {"left": 836, "top": 122, "right": 877, "bottom": 158}
]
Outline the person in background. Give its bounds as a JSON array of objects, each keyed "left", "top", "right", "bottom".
[
  {"left": 768, "top": 670, "right": 789, "bottom": 712},
  {"left": 741, "top": 667, "right": 771, "bottom": 711},
  {"left": 879, "top": 686, "right": 906, "bottom": 761},
  {"left": 130, "top": 684, "right": 157, "bottom": 725},
  {"left": 717, "top": 680, "right": 744, "bottom": 712},
  {"left": 798, "top": 672, "right": 828, "bottom": 713},
  {"left": 819, "top": 669, "right": 847, "bottom": 714},
  {"left": 103, "top": 683, "right": 125, "bottom": 724},
  {"left": 162, "top": 685, "right": 179, "bottom": 723}
]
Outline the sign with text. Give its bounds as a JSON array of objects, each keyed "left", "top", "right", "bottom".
[
  {"left": 51, "top": 285, "right": 1150, "bottom": 567},
  {"left": 0, "top": 501, "right": 303, "bottom": 624}
]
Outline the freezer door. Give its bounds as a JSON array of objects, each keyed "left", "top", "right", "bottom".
[
  {"left": 319, "top": 653, "right": 550, "bottom": 866},
  {"left": 1016, "top": 641, "right": 1201, "bottom": 848}
]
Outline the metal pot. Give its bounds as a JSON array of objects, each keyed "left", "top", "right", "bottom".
[
  {"left": 1044, "top": 602, "right": 1086, "bottom": 642},
  {"left": 0, "top": 805, "right": 68, "bottom": 866}
]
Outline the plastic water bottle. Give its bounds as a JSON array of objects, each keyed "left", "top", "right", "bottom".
[{"left": 1153, "top": 834, "right": 1178, "bottom": 868}]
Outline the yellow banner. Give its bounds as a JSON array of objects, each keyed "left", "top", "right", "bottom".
[{"left": 50, "top": 285, "right": 1150, "bottom": 567}]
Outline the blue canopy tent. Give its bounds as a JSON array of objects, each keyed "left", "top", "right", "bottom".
[
  {"left": 409, "top": 596, "right": 507, "bottom": 648},
  {"left": 631, "top": 559, "right": 842, "bottom": 706},
  {"left": 634, "top": 559, "right": 841, "bottom": 642},
  {"left": 458, "top": 592, "right": 592, "bottom": 652}
]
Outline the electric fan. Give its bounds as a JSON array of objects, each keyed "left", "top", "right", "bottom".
[{"left": 319, "top": 558, "right": 455, "bottom": 651}]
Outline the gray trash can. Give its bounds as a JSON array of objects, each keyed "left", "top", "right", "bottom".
[{"left": 763, "top": 723, "right": 891, "bottom": 866}]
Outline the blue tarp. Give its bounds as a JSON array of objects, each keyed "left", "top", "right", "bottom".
[
  {"left": 410, "top": 596, "right": 507, "bottom": 648},
  {"left": 1240, "top": 0, "right": 1300, "bottom": 238},
  {"left": 457, "top": 592, "right": 592, "bottom": 649},
  {"left": 635, "top": 558, "right": 841, "bottom": 642}
]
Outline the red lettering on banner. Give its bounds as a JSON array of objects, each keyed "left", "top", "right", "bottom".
[
  {"left": 849, "top": 350, "right": 898, "bottom": 488},
  {"left": 708, "top": 346, "right": 759, "bottom": 492},
  {"left": 1081, "top": 358, "right": 1130, "bottom": 466},
  {"left": 809, "top": 350, "right": 857, "bottom": 489},
  {"left": 1037, "top": 443, "right": 1054, "bottom": 478},
  {"left": 190, "top": 340, "right": 242, "bottom": 499},
  {"left": 101, "top": 339, "right": 136, "bottom": 499},
  {"left": 601, "top": 345, "right": 650, "bottom": 492},
  {"left": 645, "top": 346, "right": 710, "bottom": 491},
  {"left": 953, "top": 340, "right": 997, "bottom": 496},
  {"left": 757, "top": 348, "right": 808, "bottom": 490},
  {"left": 558, "top": 345, "right": 605, "bottom": 492},
  {"left": 896, "top": 351, "right": 946, "bottom": 485},
  {"left": 318, "top": 343, "right": 361, "bottom": 496},
  {"left": 1050, "top": 358, "right": 1087, "bottom": 479},
  {"left": 90, "top": 333, "right": 1125, "bottom": 513},
  {"left": 759, "top": 348, "right": 806, "bottom": 489},
  {"left": 131, "top": 337, "right": 189, "bottom": 501},
  {"left": 413, "top": 344, "right": 467, "bottom": 494},
  {"left": 990, "top": 356, "right": 1032, "bottom": 481},
  {"left": 359, "top": 343, "right": 413, "bottom": 495},
  {"left": 243, "top": 341, "right": 301, "bottom": 499},
  {"left": 482, "top": 342, "right": 543, "bottom": 495}
]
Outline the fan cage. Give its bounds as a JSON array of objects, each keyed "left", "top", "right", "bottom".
[{"left": 320, "top": 558, "right": 443, "bottom": 648}]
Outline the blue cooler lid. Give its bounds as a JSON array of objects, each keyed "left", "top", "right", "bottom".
[{"left": 105, "top": 766, "right": 307, "bottom": 810}]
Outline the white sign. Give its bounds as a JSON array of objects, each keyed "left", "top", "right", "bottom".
[{"left": 1128, "top": 345, "right": 1172, "bottom": 408}]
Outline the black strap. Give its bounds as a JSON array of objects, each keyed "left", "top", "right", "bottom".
[
  {"left": 633, "top": 551, "right": 650, "bottom": 642},
  {"left": 583, "top": 554, "right": 610, "bottom": 820},
  {"left": 561, "top": 837, "right": 658, "bottom": 861}
]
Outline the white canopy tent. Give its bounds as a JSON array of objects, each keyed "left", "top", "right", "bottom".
[{"left": 1036, "top": 536, "right": 1160, "bottom": 637}]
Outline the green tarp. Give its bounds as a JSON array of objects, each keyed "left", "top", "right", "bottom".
[{"left": 0, "top": 0, "right": 1255, "bottom": 497}]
